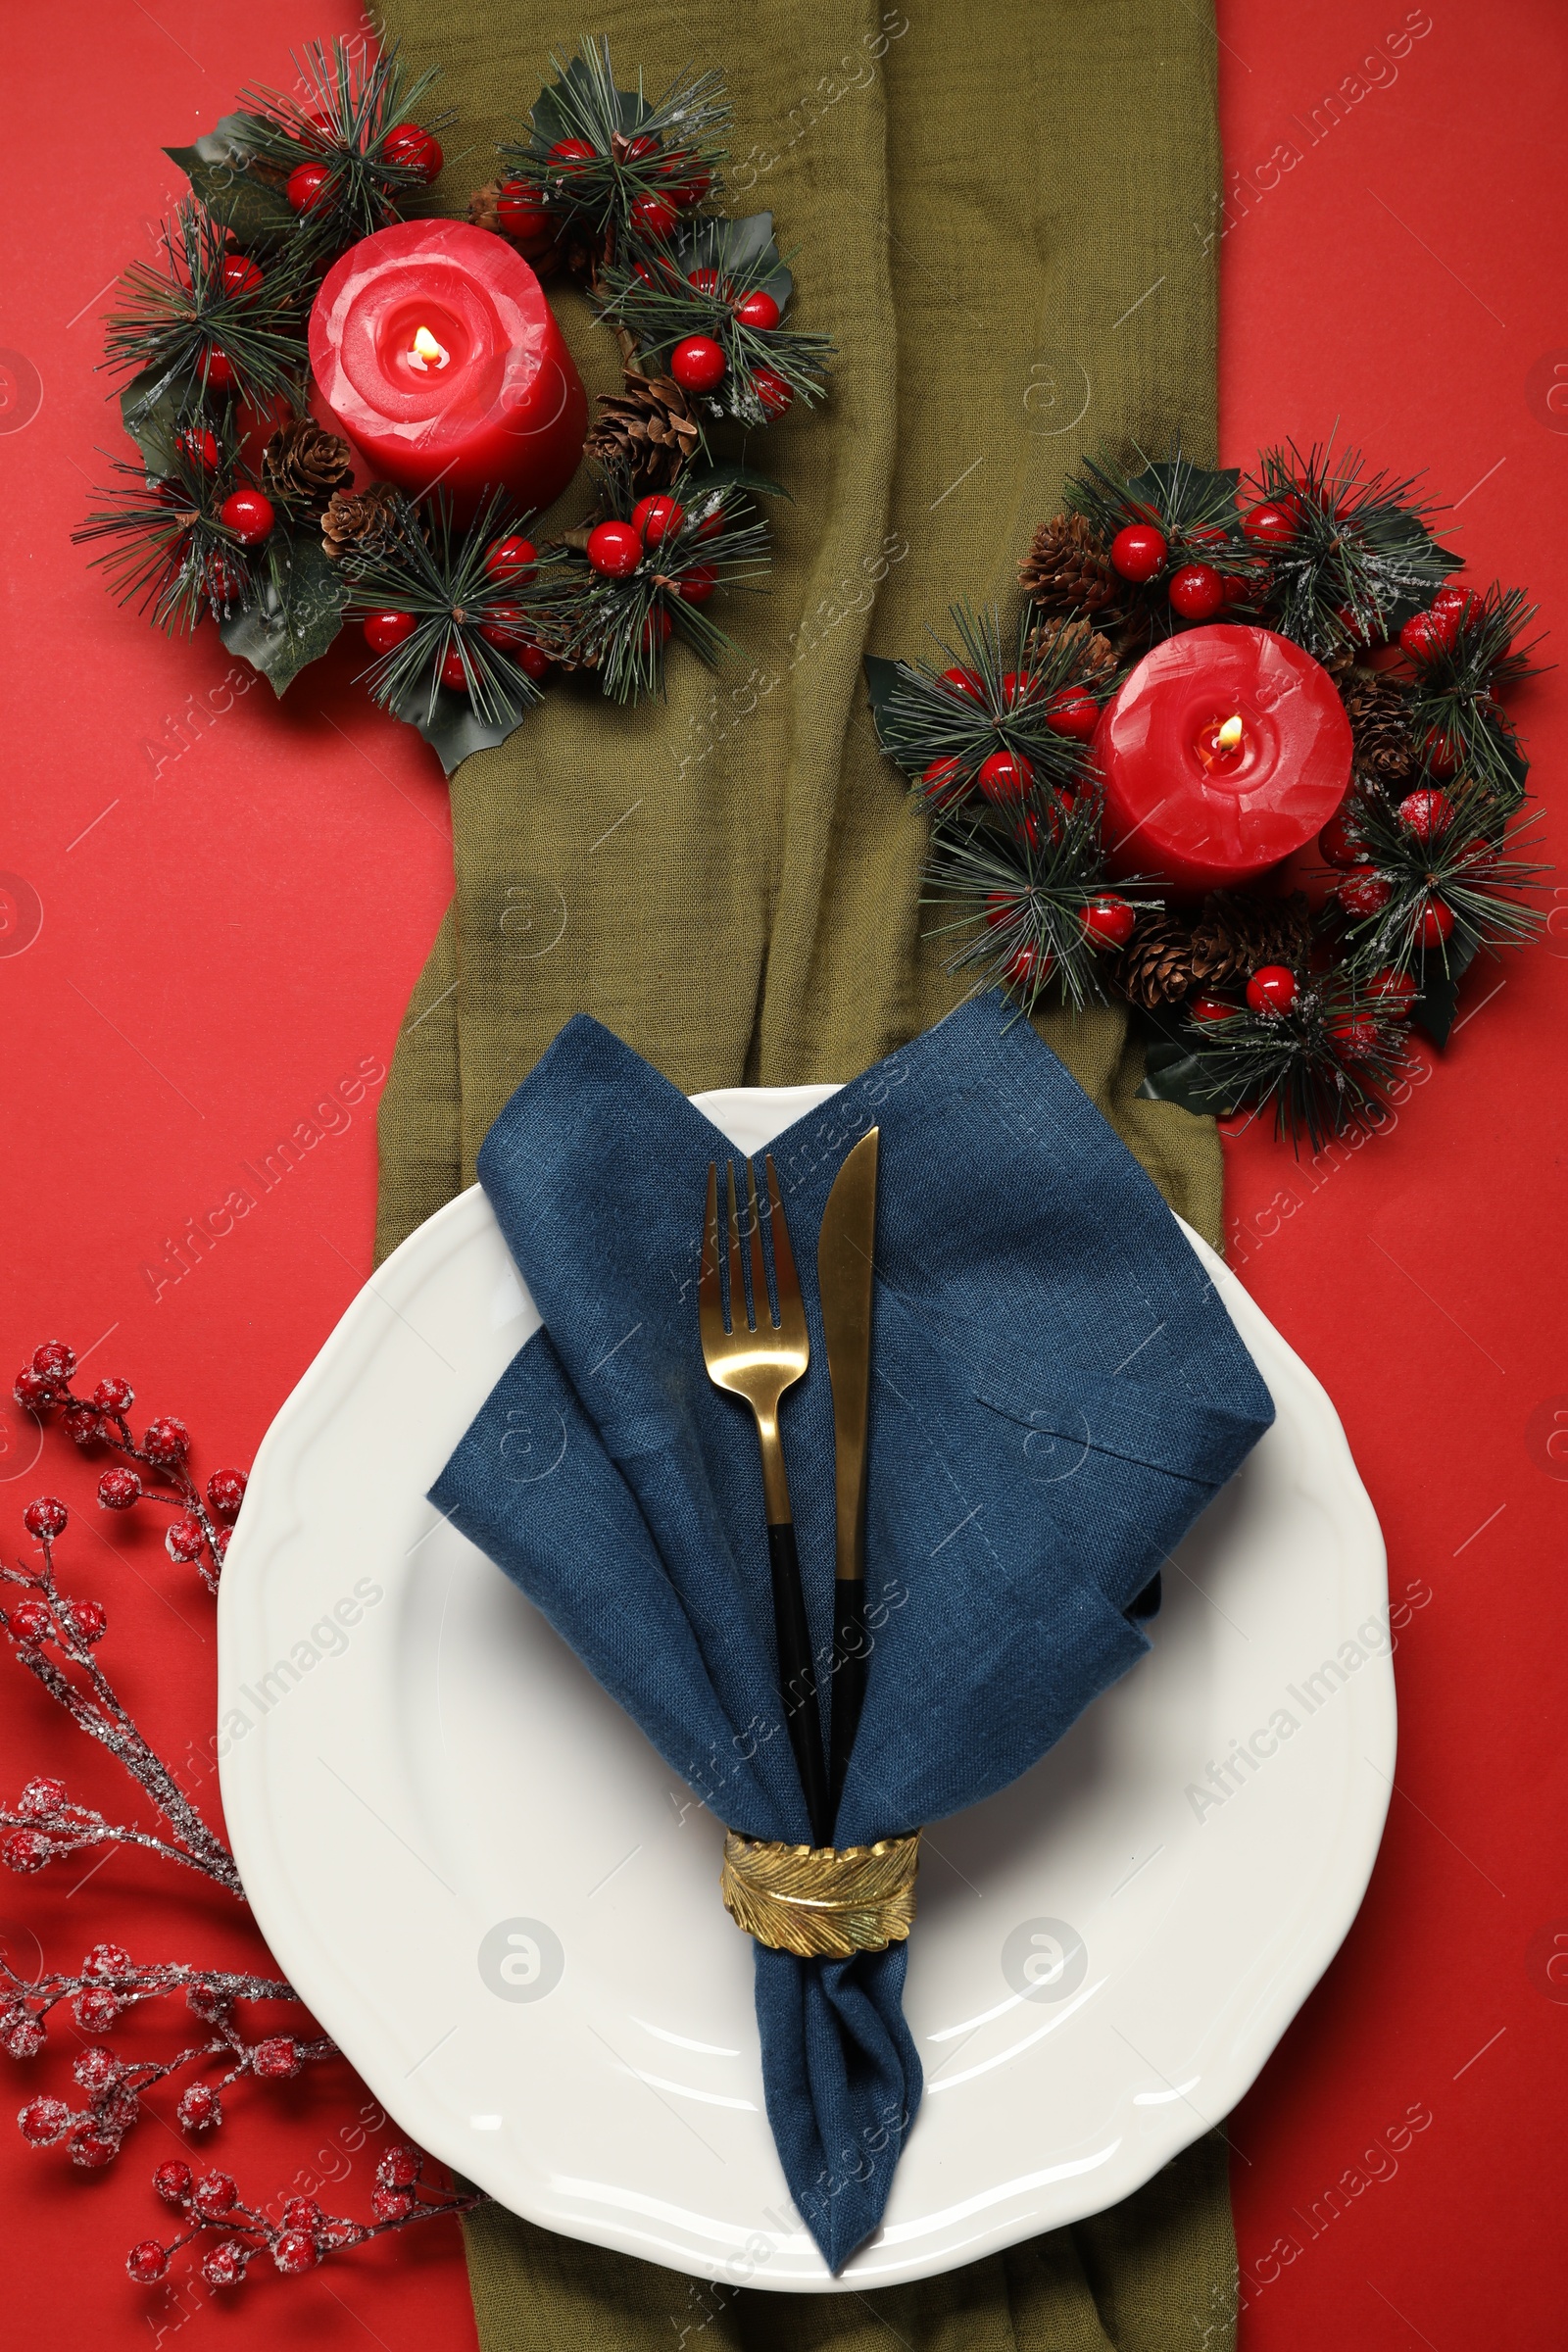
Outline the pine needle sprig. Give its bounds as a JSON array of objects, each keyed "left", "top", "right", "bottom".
[
  {"left": 1249, "top": 439, "right": 1457, "bottom": 660},
  {"left": 1066, "top": 446, "right": 1250, "bottom": 564},
  {"left": 873, "top": 603, "right": 1106, "bottom": 812},
  {"left": 230, "top": 38, "right": 454, "bottom": 262},
  {"left": 1058, "top": 447, "right": 1256, "bottom": 647},
  {"left": 1400, "top": 585, "right": 1544, "bottom": 803},
  {"left": 546, "top": 469, "right": 770, "bottom": 703},
  {"left": 74, "top": 436, "right": 253, "bottom": 634},
  {"left": 924, "top": 792, "right": 1156, "bottom": 1014},
  {"left": 595, "top": 220, "right": 831, "bottom": 425},
  {"left": 1333, "top": 778, "right": 1545, "bottom": 979},
  {"left": 340, "top": 490, "right": 552, "bottom": 727},
  {"left": 499, "top": 38, "right": 728, "bottom": 266},
  {"left": 102, "top": 201, "right": 310, "bottom": 420},
  {"left": 1169, "top": 982, "right": 1409, "bottom": 1152}
]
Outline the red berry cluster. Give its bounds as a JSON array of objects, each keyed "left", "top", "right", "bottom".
[
  {"left": 593, "top": 227, "right": 828, "bottom": 432},
  {"left": 585, "top": 491, "right": 722, "bottom": 612},
  {"left": 12, "top": 1342, "right": 244, "bottom": 1592},
  {"left": 0, "top": 1340, "right": 483, "bottom": 2297},
  {"left": 1397, "top": 580, "right": 1481, "bottom": 666},
  {"left": 126, "top": 2143, "right": 479, "bottom": 2290},
  {"left": 1184, "top": 946, "right": 1420, "bottom": 1068},
  {"left": 7, "top": 1940, "right": 326, "bottom": 2175},
  {"left": 1323, "top": 788, "right": 1468, "bottom": 947},
  {"left": 1105, "top": 514, "right": 1251, "bottom": 623},
  {"left": 663, "top": 276, "right": 792, "bottom": 417},
  {"left": 493, "top": 110, "right": 712, "bottom": 273},
  {"left": 286, "top": 119, "right": 443, "bottom": 219},
  {"left": 361, "top": 530, "right": 560, "bottom": 697},
  {"left": 982, "top": 888, "right": 1136, "bottom": 993},
  {"left": 199, "top": 260, "right": 253, "bottom": 407},
  {"left": 1310, "top": 578, "right": 1536, "bottom": 980},
  {"left": 2, "top": 1465, "right": 245, "bottom": 1897},
  {"left": 911, "top": 659, "right": 1107, "bottom": 833}
]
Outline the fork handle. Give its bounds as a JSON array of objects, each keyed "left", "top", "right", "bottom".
[{"left": 767, "top": 1521, "right": 831, "bottom": 1846}]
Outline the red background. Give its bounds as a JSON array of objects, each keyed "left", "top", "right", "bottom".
[{"left": 3, "top": 3, "right": 1564, "bottom": 2344}]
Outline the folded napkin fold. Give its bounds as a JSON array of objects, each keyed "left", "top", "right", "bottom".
[{"left": 432, "top": 997, "right": 1274, "bottom": 2271}]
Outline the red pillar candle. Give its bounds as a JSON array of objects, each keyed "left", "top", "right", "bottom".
[
  {"left": 1091, "top": 624, "right": 1353, "bottom": 893},
  {"left": 308, "top": 220, "right": 587, "bottom": 518}
]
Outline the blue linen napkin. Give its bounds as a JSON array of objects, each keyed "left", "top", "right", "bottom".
[{"left": 431, "top": 996, "right": 1275, "bottom": 2270}]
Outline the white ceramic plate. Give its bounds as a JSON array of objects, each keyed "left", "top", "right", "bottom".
[{"left": 219, "top": 1084, "right": 1394, "bottom": 2292}]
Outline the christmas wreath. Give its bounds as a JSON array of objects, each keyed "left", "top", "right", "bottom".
[
  {"left": 867, "top": 445, "right": 1545, "bottom": 1148},
  {"left": 74, "top": 37, "right": 832, "bottom": 771}
]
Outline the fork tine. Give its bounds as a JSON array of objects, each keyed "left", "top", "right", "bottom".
[
  {"left": 699, "top": 1162, "right": 721, "bottom": 1337},
  {"left": 725, "top": 1159, "right": 751, "bottom": 1333},
  {"left": 761, "top": 1155, "right": 802, "bottom": 1325},
  {"left": 745, "top": 1158, "right": 775, "bottom": 1332}
]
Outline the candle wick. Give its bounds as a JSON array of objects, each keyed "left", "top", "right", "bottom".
[{"left": 408, "top": 325, "right": 450, "bottom": 373}]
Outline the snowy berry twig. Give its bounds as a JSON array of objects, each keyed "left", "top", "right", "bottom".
[{"left": 3, "top": 1337, "right": 484, "bottom": 2287}]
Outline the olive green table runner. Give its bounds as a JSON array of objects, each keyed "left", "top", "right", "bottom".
[{"left": 373, "top": 2, "right": 1233, "bottom": 2342}]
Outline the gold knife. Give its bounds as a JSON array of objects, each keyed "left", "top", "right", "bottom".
[{"left": 817, "top": 1126, "right": 879, "bottom": 1814}]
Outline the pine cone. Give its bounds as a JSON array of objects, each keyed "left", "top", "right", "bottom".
[
  {"left": 585, "top": 368, "right": 701, "bottom": 492},
  {"left": 469, "top": 180, "right": 506, "bottom": 233},
  {"left": 262, "top": 419, "right": 355, "bottom": 512},
  {"left": 1341, "top": 663, "right": 1416, "bottom": 790},
  {"left": 1113, "top": 908, "right": 1197, "bottom": 1008},
  {"left": 1018, "top": 514, "right": 1118, "bottom": 617},
  {"left": 1189, "top": 890, "right": 1311, "bottom": 988},
  {"left": 1025, "top": 614, "right": 1118, "bottom": 683},
  {"left": 321, "top": 483, "right": 405, "bottom": 564}
]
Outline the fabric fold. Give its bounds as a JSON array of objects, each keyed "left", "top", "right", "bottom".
[{"left": 431, "top": 999, "right": 1274, "bottom": 2269}]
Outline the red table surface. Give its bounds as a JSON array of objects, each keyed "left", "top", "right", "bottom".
[{"left": 2, "top": 4, "right": 1564, "bottom": 2345}]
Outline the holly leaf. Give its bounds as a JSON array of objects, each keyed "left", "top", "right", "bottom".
[
  {"left": 682, "top": 458, "right": 788, "bottom": 502},
  {"left": 179, "top": 113, "right": 254, "bottom": 168},
  {"left": 1133, "top": 1007, "right": 1238, "bottom": 1118},
  {"left": 1124, "top": 459, "right": 1244, "bottom": 538},
  {"left": 1499, "top": 738, "right": 1530, "bottom": 793},
  {"left": 530, "top": 54, "right": 650, "bottom": 149},
  {"left": 220, "top": 526, "right": 344, "bottom": 695},
  {"left": 118, "top": 366, "right": 181, "bottom": 472},
  {"left": 677, "top": 214, "right": 792, "bottom": 311},
  {"left": 1410, "top": 931, "right": 1481, "bottom": 1050},
  {"left": 1374, "top": 519, "right": 1463, "bottom": 633},
  {"left": 166, "top": 115, "right": 296, "bottom": 247},
  {"left": 864, "top": 656, "right": 903, "bottom": 755},
  {"left": 387, "top": 679, "right": 534, "bottom": 777},
  {"left": 1491, "top": 732, "right": 1531, "bottom": 806}
]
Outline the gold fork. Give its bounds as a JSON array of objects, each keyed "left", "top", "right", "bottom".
[{"left": 699, "top": 1153, "right": 830, "bottom": 1844}]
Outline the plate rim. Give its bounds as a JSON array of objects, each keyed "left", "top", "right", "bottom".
[{"left": 219, "top": 1083, "right": 1394, "bottom": 2289}]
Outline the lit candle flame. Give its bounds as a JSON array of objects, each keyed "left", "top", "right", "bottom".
[
  {"left": 1215, "top": 713, "right": 1244, "bottom": 753},
  {"left": 407, "top": 324, "right": 450, "bottom": 373}
]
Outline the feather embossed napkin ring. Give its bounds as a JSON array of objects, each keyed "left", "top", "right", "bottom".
[{"left": 720, "top": 1830, "right": 921, "bottom": 1958}]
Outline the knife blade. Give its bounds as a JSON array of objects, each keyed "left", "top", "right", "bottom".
[{"left": 817, "top": 1126, "right": 879, "bottom": 1816}]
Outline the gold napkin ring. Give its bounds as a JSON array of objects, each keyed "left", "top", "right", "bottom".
[{"left": 720, "top": 1829, "right": 921, "bottom": 1958}]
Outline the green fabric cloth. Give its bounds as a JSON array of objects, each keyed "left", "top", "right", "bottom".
[
  {"left": 462, "top": 2133, "right": 1233, "bottom": 2352},
  {"left": 372, "top": 0, "right": 1232, "bottom": 2341}
]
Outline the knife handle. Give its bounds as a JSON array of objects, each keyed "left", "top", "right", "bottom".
[
  {"left": 829, "top": 1579, "right": 868, "bottom": 1819},
  {"left": 766, "top": 1521, "right": 831, "bottom": 1846}
]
